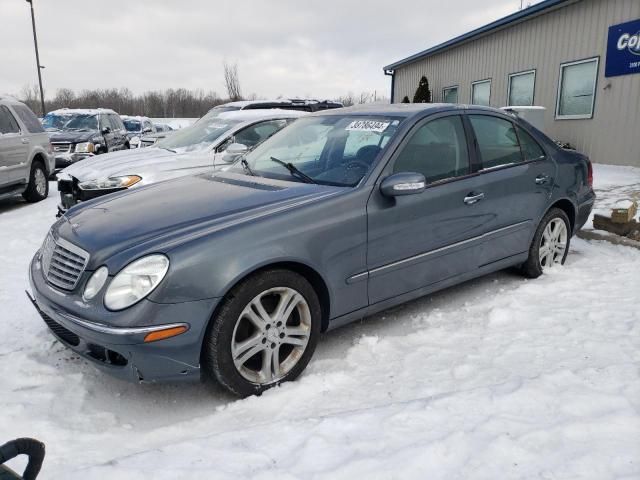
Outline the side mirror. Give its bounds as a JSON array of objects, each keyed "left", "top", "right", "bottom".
[
  {"left": 143, "top": 127, "right": 152, "bottom": 133},
  {"left": 101, "top": 126, "right": 111, "bottom": 134},
  {"left": 380, "top": 172, "right": 426, "bottom": 197},
  {"left": 221, "top": 143, "right": 248, "bottom": 163}
]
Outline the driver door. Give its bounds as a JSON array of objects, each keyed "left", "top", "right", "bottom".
[{"left": 366, "top": 113, "right": 492, "bottom": 304}]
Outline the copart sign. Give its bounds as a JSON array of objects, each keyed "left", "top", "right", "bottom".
[{"left": 606, "top": 19, "right": 640, "bottom": 77}]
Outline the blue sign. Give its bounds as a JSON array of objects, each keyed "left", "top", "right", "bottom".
[{"left": 606, "top": 19, "right": 640, "bottom": 77}]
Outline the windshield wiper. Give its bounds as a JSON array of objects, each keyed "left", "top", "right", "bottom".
[
  {"left": 270, "top": 157, "right": 316, "bottom": 184},
  {"left": 241, "top": 158, "right": 255, "bottom": 176}
]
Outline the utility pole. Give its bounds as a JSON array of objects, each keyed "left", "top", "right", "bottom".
[{"left": 26, "top": 0, "right": 46, "bottom": 116}]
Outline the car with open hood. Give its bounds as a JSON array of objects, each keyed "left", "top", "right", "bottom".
[
  {"left": 56, "top": 109, "right": 307, "bottom": 214},
  {"left": 29, "top": 104, "right": 595, "bottom": 397},
  {"left": 42, "top": 108, "right": 129, "bottom": 171}
]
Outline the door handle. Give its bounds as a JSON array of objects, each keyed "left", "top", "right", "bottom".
[
  {"left": 535, "top": 174, "right": 550, "bottom": 185},
  {"left": 21, "top": 138, "right": 29, "bottom": 144},
  {"left": 463, "top": 192, "right": 485, "bottom": 205}
]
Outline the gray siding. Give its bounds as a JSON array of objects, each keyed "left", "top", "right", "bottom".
[{"left": 393, "top": 0, "right": 640, "bottom": 166}]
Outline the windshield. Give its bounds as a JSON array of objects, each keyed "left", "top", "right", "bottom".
[
  {"left": 154, "top": 117, "right": 241, "bottom": 153},
  {"left": 62, "top": 114, "right": 99, "bottom": 131},
  {"left": 123, "top": 119, "right": 142, "bottom": 132},
  {"left": 41, "top": 113, "right": 75, "bottom": 131},
  {"left": 233, "top": 115, "right": 402, "bottom": 186}
]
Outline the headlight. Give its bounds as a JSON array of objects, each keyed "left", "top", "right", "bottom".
[
  {"left": 130, "top": 136, "right": 140, "bottom": 147},
  {"left": 83, "top": 266, "right": 109, "bottom": 301},
  {"left": 74, "top": 142, "right": 95, "bottom": 153},
  {"left": 104, "top": 254, "right": 169, "bottom": 311},
  {"left": 78, "top": 175, "right": 142, "bottom": 190}
]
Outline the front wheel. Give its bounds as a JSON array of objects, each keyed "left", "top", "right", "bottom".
[
  {"left": 22, "top": 161, "right": 49, "bottom": 203},
  {"left": 521, "top": 208, "right": 571, "bottom": 278},
  {"left": 202, "top": 269, "right": 321, "bottom": 397}
]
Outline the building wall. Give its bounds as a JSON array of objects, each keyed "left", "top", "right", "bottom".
[{"left": 393, "top": 0, "right": 640, "bottom": 166}]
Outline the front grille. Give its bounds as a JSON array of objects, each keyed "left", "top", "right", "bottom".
[
  {"left": 52, "top": 142, "right": 72, "bottom": 153},
  {"left": 140, "top": 140, "right": 155, "bottom": 148},
  {"left": 41, "top": 234, "right": 89, "bottom": 291}
]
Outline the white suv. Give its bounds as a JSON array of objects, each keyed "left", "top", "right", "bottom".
[{"left": 0, "top": 96, "right": 54, "bottom": 202}]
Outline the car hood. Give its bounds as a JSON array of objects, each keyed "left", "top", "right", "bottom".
[
  {"left": 59, "top": 147, "right": 218, "bottom": 184},
  {"left": 49, "top": 130, "right": 98, "bottom": 143},
  {"left": 56, "top": 172, "right": 341, "bottom": 267}
]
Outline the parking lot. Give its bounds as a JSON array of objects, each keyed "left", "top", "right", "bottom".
[{"left": 1, "top": 164, "right": 638, "bottom": 479}]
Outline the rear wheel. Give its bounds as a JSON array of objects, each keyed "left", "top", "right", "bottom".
[
  {"left": 521, "top": 208, "right": 570, "bottom": 278},
  {"left": 202, "top": 269, "right": 321, "bottom": 397},
  {"left": 22, "top": 161, "right": 48, "bottom": 203}
]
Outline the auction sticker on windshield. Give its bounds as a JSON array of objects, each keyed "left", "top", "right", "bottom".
[{"left": 346, "top": 120, "right": 390, "bottom": 132}]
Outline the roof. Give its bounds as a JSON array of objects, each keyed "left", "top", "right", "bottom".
[
  {"left": 120, "top": 115, "right": 151, "bottom": 122},
  {"left": 309, "top": 102, "right": 466, "bottom": 118},
  {"left": 383, "top": 0, "right": 573, "bottom": 71},
  {"left": 215, "top": 109, "right": 309, "bottom": 121},
  {"left": 46, "top": 108, "right": 117, "bottom": 116}
]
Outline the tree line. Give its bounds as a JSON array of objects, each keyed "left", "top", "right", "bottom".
[
  {"left": 18, "top": 85, "right": 389, "bottom": 118},
  {"left": 17, "top": 62, "right": 388, "bottom": 117}
]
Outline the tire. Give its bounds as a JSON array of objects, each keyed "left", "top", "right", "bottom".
[
  {"left": 521, "top": 207, "right": 571, "bottom": 278},
  {"left": 202, "top": 269, "right": 322, "bottom": 397},
  {"left": 22, "top": 161, "right": 49, "bottom": 203}
]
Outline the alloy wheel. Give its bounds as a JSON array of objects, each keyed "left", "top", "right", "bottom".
[
  {"left": 34, "top": 168, "right": 47, "bottom": 196},
  {"left": 231, "top": 287, "right": 311, "bottom": 385},
  {"left": 538, "top": 218, "right": 568, "bottom": 268}
]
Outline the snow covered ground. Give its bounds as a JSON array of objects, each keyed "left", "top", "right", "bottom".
[{"left": 1, "top": 165, "right": 639, "bottom": 479}]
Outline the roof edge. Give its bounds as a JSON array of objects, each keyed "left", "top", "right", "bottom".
[{"left": 383, "top": 0, "right": 574, "bottom": 72}]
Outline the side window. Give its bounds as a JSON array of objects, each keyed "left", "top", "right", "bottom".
[
  {"left": 144, "top": 121, "right": 153, "bottom": 132},
  {"left": 13, "top": 104, "right": 44, "bottom": 133},
  {"left": 234, "top": 120, "right": 288, "bottom": 148},
  {"left": 0, "top": 106, "right": 21, "bottom": 134},
  {"left": 517, "top": 126, "right": 545, "bottom": 161},
  {"left": 393, "top": 115, "right": 470, "bottom": 184},
  {"left": 110, "top": 115, "right": 124, "bottom": 130},
  {"left": 99, "top": 115, "right": 110, "bottom": 131},
  {"left": 469, "top": 115, "right": 521, "bottom": 169}
]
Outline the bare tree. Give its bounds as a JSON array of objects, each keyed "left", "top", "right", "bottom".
[{"left": 223, "top": 62, "right": 243, "bottom": 101}]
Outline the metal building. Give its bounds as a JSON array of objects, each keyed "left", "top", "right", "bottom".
[{"left": 383, "top": 0, "right": 640, "bottom": 167}]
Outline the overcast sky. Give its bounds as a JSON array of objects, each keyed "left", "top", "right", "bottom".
[{"left": 1, "top": 0, "right": 540, "bottom": 101}]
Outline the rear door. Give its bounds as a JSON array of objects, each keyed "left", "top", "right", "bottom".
[
  {"left": 0, "top": 105, "right": 28, "bottom": 184},
  {"left": 366, "top": 113, "right": 493, "bottom": 304},
  {"left": 466, "top": 113, "right": 556, "bottom": 265}
]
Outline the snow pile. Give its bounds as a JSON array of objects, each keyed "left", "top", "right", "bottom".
[{"left": 0, "top": 165, "right": 639, "bottom": 479}]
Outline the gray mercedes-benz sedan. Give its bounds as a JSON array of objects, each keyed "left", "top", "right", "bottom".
[{"left": 28, "top": 104, "right": 595, "bottom": 397}]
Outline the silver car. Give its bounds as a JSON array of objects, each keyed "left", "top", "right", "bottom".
[
  {"left": 0, "top": 96, "right": 54, "bottom": 202},
  {"left": 56, "top": 109, "right": 307, "bottom": 213}
]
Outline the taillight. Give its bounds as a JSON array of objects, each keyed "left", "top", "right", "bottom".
[{"left": 587, "top": 159, "right": 593, "bottom": 188}]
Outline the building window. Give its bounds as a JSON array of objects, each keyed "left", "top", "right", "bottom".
[
  {"left": 471, "top": 79, "right": 491, "bottom": 106},
  {"left": 442, "top": 86, "right": 458, "bottom": 103},
  {"left": 556, "top": 57, "right": 599, "bottom": 119},
  {"left": 507, "top": 70, "right": 535, "bottom": 106}
]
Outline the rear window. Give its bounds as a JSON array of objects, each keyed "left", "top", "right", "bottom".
[{"left": 13, "top": 104, "right": 45, "bottom": 133}]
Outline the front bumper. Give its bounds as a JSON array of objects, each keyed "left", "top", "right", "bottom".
[{"left": 29, "top": 253, "right": 219, "bottom": 383}]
